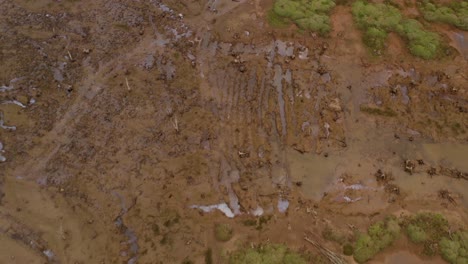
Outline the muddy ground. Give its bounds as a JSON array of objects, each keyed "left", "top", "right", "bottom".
[{"left": 0, "top": 0, "right": 467, "bottom": 263}]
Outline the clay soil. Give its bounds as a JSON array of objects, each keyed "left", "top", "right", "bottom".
[{"left": 0, "top": 0, "right": 467, "bottom": 263}]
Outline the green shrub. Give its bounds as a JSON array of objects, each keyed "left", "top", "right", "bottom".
[
  {"left": 404, "top": 213, "right": 449, "bottom": 255},
  {"left": 440, "top": 231, "right": 468, "bottom": 264},
  {"left": 351, "top": 0, "right": 442, "bottom": 59},
  {"left": 353, "top": 217, "right": 401, "bottom": 263},
  {"left": 272, "top": 0, "right": 336, "bottom": 34},
  {"left": 215, "top": 224, "right": 233, "bottom": 242},
  {"left": 267, "top": 8, "right": 289, "bottom": 27},
  {"left": 419, "top": 0, "right": 468, "bottom": 30},
  {"left": 352, "top": 1, "right": 402, "bottom": 30},
  {"left": 395, "top": 19, "right": 440, "bottom": 59},
  {"left": 229, "top": 244, "right": 307, "bottom": 264},
  {"left": 363, "top": 27, "right": 388, "bottom": 52},
  {"left": 407, "top": 224, "right": 427, "bottom": 243}
]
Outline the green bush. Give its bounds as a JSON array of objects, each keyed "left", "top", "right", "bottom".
[
  {"left": 352, "top": 1, "right": 402, "bottom": 30},
  {"left": 395, "top": 19, "right": 440, "bottom": 59},
  {"left": 267, "top": 8, "right": 289, "bottom": 27},
  {"left": 440, "top": 231, "right": 468, "bottom": 264},
  {"left": 351, "top": 0, "right": 442, "bottom": 59},
  {"left": 407, "top": 224, "right": 427, "bottom": 243},
  {"left": 363, "top": 27, "right": 388, "bottom": 52},
  {"left": 353, "top": 217, "right": 401, "bottom": 263},
  {"left": 404, "top": 213, "right": 449, "bottom": 255},
  {"left": 229, "top": 244, "right": 307, "bottom": 264},
  {"left": 419, "top": 0, "right": 468, "bottom": 30},
  {"left": 272, "top": 0, "right": 336, "bottom": 34}
]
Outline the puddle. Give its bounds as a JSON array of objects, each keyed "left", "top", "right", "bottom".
[
  {"left": 190, "top": 203, "right": 235, "bottom": 218},
  {"left": 0, "top": 141, "right": 6, "bottom": 162},
  {"left": 275, "top": 40, "right": 294, "bottom": 57},
  {"left": 0, "top": 77, "right": 25, "bottom": 92},
  {"left": 273, "top": 65, "right": 287, "bottom": 136},
  {"left": 399, "top": 85, "right": 410, "bottom": 104},
  {"left": 421, "top": 143, "right": 468, "bottom": 171},
  {"left": 217, "top": 158, "right": 241, "bottom": 216},
  {"left": 277, "top": 198, "right": 289, "bottom": 213},
  {"left": 397, "top": 68, "right": 421, "bottom": 83},
  {"left": 112, "top": 192, "right": 139, "bottom": 264},
  {"left": 451, "top": 31, "right": 468, "bottom": 59},
  {"left": 1, "top": 100, "right": 27, "bottom": 108},
  {"left": 53, "top": 62, "right": 67, "bottom": 82},
  {"left": 287, "top": 148, "right": 339, "bottom": 201},
  {"left": 393, "top": 143, "right": 468, "bottom": 207}
]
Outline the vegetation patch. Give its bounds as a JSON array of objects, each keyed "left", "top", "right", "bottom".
[
  {"left": 271, "top": 0, "right": 336, "bottom": 35},
  {"left": 267, "top": 8, "right": 289, "bottom": 27},
  {"left": 229, "top": 244, "right": 308, "bottom": 264},
  {"left": 440, "top": 231, "right": 468, "bottom": 264},
  {"left": 344, "top": 213, "right": 466, "bottom": 263},
  {"left": 419, "top": 0, "right": 468, "bottom": 30},
  {"left": 403, "top": 212, "right": 449, "bottom": 255},
  {"left": 352, "top": 0, "right": 441, "bottom": 59},
  {"left": 353, "top": 217, "right": 401, "bottom": 263}
]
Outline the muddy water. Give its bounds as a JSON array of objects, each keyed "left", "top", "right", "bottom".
[
  {"left": 287, "top": 148, "right": 338, "bottom": 201},
  {"left": 450, "top": 31, "right": 468, "bottom": 59},
  {"left": 422, "top": 143, "right": 468, "bottom": 171}
]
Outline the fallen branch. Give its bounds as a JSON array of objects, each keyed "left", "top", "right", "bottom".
[
  {"left": 125, "top": 77, "right": 131, "bottom": 91},
  {"left": 304, "top": 236, "right": 348, "bottom": 264},
  {"left": 172, "top": 116, "right": 179, "bottom": 132}
]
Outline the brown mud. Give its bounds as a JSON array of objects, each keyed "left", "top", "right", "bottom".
[{"left": 0, "top": 0, "right": 467, "bottom": 263}]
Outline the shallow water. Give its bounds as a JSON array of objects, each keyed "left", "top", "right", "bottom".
[
  {"left": 422, "top": 143, "right": 468, "bottom": 171},
  {"left": 452, "top": 32, "right": 468, "bottom": 59}
]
